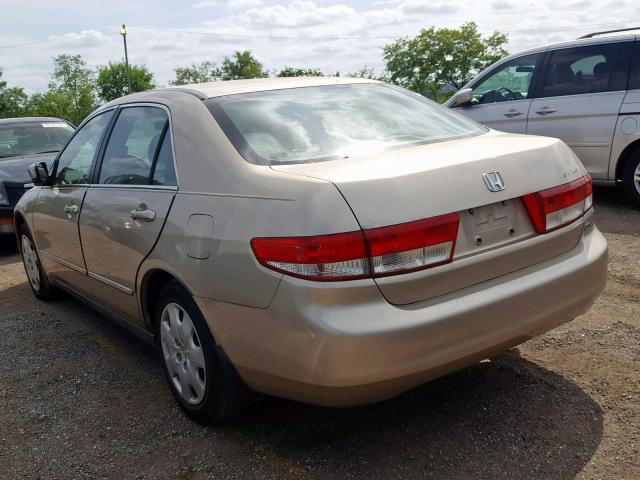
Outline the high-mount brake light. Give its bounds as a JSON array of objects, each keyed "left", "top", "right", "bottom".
[
  {"left": 251, "top": 213, "right": 460, "bottom": 281},
  {"left": 522, "top": 175, "right": 593, "bottom": 234}
]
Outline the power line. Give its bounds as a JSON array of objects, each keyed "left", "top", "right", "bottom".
[
  {"left": 0, "top": 20, "right": 638, "bottom": 49},
  {"left": 132, "top": 21, "right": 640, "bottom": 41},
  {"left": 0, "top": 27, "right": 112, "bottom": 50}
]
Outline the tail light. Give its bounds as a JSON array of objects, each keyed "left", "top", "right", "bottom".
[
  {"left": 364, "top": 213, "right": 459, "bottom": 277},
  {"left": 250, "top": 231, "right": 370, "bottom": 281},
  {"left": 251, "top": 213, "right": 460, "bottom": 281},
  {"left": 522, "top": 176, "right": 592, "bottom": 234}
]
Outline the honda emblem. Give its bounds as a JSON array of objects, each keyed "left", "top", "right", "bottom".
[{"left": 483, "top": 172, "right": 505, "bottom": 192}]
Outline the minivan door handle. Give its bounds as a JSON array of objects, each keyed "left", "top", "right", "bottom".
[
  {"left": 63, "top": 204, "right": 79, "bottom": 215},
  {"left": 130, "top": 208, "right": 156, "bottom": 222},
  {"left": 503, "top": 109, "right": 523, "bottom": 118},
  {"left": 535, "top": 107, "right": 557, "bottom": 115}
]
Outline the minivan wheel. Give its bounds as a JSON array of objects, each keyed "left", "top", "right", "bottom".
[
  {"left": 18, "top": 224, "right": 58, "bottom": 301},
  {"left": 622, "top": 152, "right": 640, "bottom": 207},
  {"left": 155, "top": 280, "right": 248, "bottom": 424}
]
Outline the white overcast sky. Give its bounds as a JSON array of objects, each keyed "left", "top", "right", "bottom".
[{"left": 1, "top": 0, "right": 639, "bottom": 92}]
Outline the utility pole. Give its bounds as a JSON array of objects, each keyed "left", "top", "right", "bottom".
[{"left": 120, "top": 24, "right": 132, "bottom": 94}]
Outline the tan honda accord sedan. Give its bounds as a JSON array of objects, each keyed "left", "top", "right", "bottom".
[{"left": 14, "top": 77, "right": 607, "bottom": 424}]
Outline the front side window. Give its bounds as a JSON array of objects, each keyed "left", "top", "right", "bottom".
[
  {"left": 541, "top": 44, "right": 618, "bottom": 98},
  {"left": 99, "top": 107, "right": 168, "bottom": 185},
  {"left": 55, "top": 111, "right": 114, "bottom": 186},
  {"left": 0, "top": 121, "right": 74, "bottom": 159},
  {"left": 206, "top": 84, "right": 486, "bottom": 165},
  {"left": 471, "top": 54, "right": 539, "bottom": 105}
]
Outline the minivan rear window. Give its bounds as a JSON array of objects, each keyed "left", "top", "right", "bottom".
[{"left": 206, "top": 84, "right": 486, "bottom": 165}]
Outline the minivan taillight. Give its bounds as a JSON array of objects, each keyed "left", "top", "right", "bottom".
[
  {"left": 251, "top": 213, "right": 460, "bottom": 281},
  {"left": 522, "top": 176, "right": 592, "bottom": 234}
]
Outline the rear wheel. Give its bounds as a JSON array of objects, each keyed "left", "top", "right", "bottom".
[
  {"left": 155, "top": 280, "right": 248, "bottom": 424},
  {"left": 19, "top": 224, "right": 58, "bottom": 301},
  {"left": 622, "top": 152, "right": 640, "bottom": 207}
]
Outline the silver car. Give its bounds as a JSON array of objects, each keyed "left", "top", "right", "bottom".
[
  {"left": 446, "top": 27, "right": 640, "bottom": 206},
  {"left": 15, "top": 77, "right": 607, "bottom": 424}
]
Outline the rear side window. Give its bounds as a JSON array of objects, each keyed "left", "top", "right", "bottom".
[
  {"left": 630, "top": 42, "right": 640, "bottom": 90},
  {"left": 99, "top": 107, "right": 169, "bottom": 185},
  {"left": 151, "top": 132, "right": 177, "bottom": 186},
  {"left": 540, "top": 44, "right": 618, "bottom": 98}
]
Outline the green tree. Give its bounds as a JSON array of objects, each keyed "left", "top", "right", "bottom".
[
  {"left": 96, "top": 61, "right": 156, "bottom": 101},
  {"left": 276, "top": 66, "right": 324, "bottom": 77},
  {"left": 346, "top": 65, "right": 385, "bottom": 80},
  {"left": 219, "top": 51, "right": 268, "bottom": 80},
  {"left": 27, "top": 54, "right": 98, "bottom": 125},
  {"left": 170, "top": 61, "right": 220, "bottom": 86},
  {"left": 0, "top": 68, "right": 28, "bottom": 118},
  {"left": 383, "top": 22, "right": 509, "bottom": 99}
]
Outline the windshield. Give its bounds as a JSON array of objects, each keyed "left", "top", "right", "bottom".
[
  {"left": 206, "top": 83, "right": 486, "bottom": 165},
  {"left": 0, "top": 121, "right": 74, "bottom": 159}
]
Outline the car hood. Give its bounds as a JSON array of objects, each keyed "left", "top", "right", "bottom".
[{"left": 0, "top": 152, "right": 57, "bottom": 184}]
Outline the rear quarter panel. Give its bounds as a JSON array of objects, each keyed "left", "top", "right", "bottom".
[{"left": 137, "top": 167, "right": 362, "bottom": 313}]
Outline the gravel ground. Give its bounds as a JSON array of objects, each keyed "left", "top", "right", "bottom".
[{"left": 0, "top": 186, "right": 638, "bottom": 480}]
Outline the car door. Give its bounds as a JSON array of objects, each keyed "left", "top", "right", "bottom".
[
  {"left": 78, "top": 105, "right": 178, "bottom": 324},
  {"left": 453, "top": 52, "right": 543, "bottom": 133},
  {"left": 33, "top": 109, "right": 115, "bottom": 286},
  {"left": 527, "top": 41, "right": 632, "bottom": 180}
]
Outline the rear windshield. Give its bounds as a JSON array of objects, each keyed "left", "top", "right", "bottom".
[
  {"left": 206, "top": 84, "right": 486, "bottom": 165},
  {"left": 0, "top": 121, "right": 74, "bottom": 159}
]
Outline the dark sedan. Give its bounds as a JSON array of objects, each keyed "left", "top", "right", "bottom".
[{"left": 0, "top": 117, "right": 74, "bottom": 234}]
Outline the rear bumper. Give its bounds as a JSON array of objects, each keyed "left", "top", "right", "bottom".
[
  {"left": 0, "top": 207, "right": 14, "bottom": 234},
  {"left": 195, "top": 224, "right": 608, "bottom": 406}
]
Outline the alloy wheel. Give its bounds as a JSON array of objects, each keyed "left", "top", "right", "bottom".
[
  {"left": 634, "top": 163, "right": 640, "bottom": 195},
  {"left": 160, "top": 302, "right": 207, "bottom": 405}
]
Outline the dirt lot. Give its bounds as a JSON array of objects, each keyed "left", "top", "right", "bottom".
[{"left": 0, "top": 187, "right": 638, "bottom": 480}]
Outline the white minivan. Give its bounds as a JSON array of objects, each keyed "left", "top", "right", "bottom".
[{"left": 447, "top": 27, "right": 640, "bottom": 206}]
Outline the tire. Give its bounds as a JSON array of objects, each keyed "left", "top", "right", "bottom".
[
  {"left": 622, "top": 152, "right": 640, "bottom": 207},
  {"left": 155, "top": 280, "right": 249, "bottom": 424},
  {"left": 18, "top": 223, "right": 59, "bottom": 301}
]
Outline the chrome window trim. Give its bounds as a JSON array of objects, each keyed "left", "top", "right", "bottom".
[
  {"left": 88, "top": 184, "right": 178, "bottom": 192},
  {"left": 99, "top": 102, "right": 180, "bottom": 189}
]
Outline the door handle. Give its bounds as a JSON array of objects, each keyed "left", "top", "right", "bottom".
[
  {"left": 63, "top": 204, "right": 79, "bottom": 215},
  {"left": 130, "top": 208, "right": 156, "bottom": 222},
  {"left": 503, "top": 110, "right": 523, "bottom": 118},
  {"left": 535, "top": 107, "right": 557, "bottom": 116}
]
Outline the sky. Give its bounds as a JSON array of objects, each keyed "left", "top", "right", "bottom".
[{"left": 1, "top": 0, "right": 640, "bottom": 93}]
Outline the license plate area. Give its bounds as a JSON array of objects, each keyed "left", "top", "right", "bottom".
[{"left": 455, "top": 199, "right": 535, "bottom": 258}]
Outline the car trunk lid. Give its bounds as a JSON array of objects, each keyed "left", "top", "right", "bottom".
[{"left": 272, "top": 131, "right": 587, "bottom": 304}]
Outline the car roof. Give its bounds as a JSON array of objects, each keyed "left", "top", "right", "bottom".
[
  {"left": 501, "top": 32, "right": 638, "bottom": 59},
  {"left": 167, "top": 76, "right": 382, "bottom": 99},
  {"left": 0, "top": 117, "right": 69, "bottom": 125}
]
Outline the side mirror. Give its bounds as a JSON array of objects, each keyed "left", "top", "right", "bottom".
[
  {"left": 452, "top": 88, "right": 473, "bottom": 107},
  {"left": 28, "top": 162, "right": 51, "bottom": 186}
]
